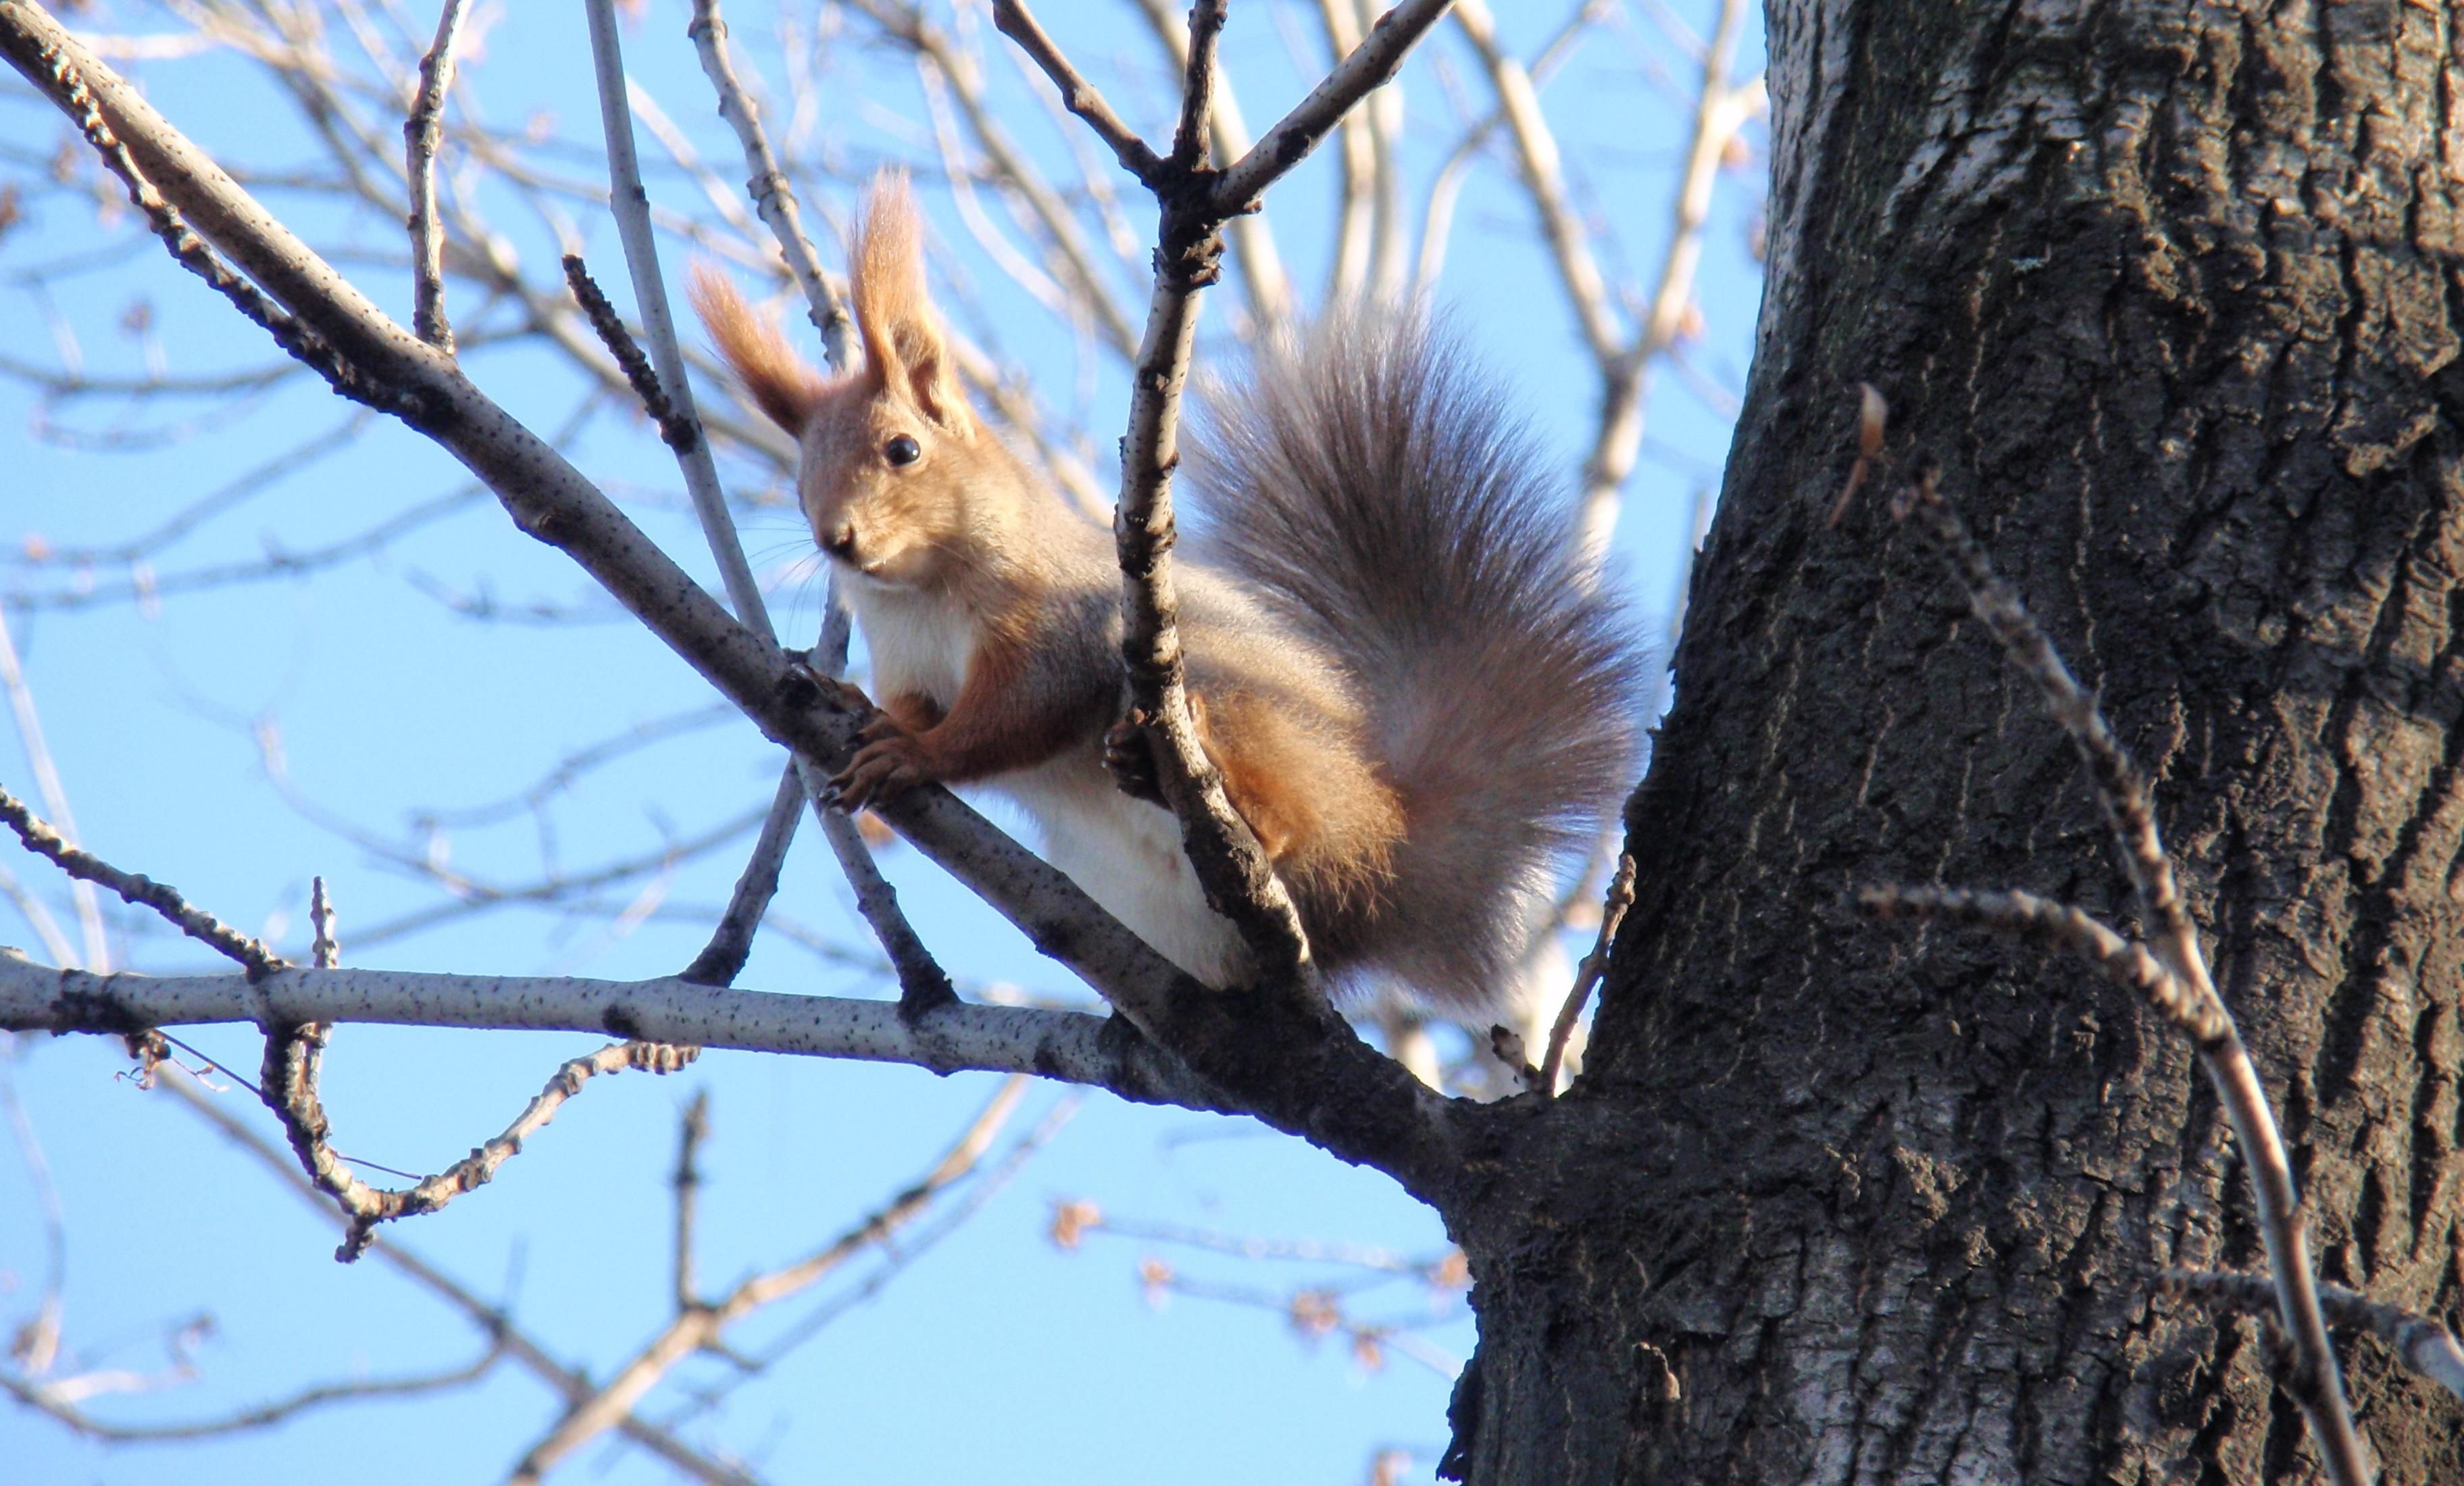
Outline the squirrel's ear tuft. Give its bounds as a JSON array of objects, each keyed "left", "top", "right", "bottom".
[
  {"left": 852, "top": 172, "right": 973, "bottom": 435},
  {"left": 689, "top": 264, "right": 824, "bottom": 435}
]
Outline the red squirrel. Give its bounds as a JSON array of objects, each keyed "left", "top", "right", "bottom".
[{"left": 693, "top": 178, "right": 1639, "bottom": 1009}]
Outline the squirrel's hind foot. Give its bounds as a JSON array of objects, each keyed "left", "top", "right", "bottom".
[{"left": 1103, "top": 713, "right": 1167, "bottom": 806}]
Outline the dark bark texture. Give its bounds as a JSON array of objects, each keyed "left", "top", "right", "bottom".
[{"left": 1441, "top": 1, "right": 2464, "bottom": 1481}]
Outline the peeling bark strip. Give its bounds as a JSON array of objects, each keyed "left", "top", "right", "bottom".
[{"left": 1430, "top": 1, "right": 2464, "bottom": 1481}]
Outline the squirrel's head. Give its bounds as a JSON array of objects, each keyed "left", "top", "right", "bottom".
[{"left": 693, "top": 174, "right": 1002, "bottom": 592}]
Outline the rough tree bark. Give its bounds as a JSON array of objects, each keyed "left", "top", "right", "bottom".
[{"left": 1441, "top": 1, "right": 2464, "bottom": 1481}]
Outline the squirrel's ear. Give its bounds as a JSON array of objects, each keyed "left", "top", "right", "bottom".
[
  {"left": 690, "top": 265, "right": 825, "bottom": 435},
  {"left": 852, "top": 173, "right": 973, "bottom": 436}
]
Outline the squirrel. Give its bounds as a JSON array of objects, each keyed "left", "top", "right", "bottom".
[{"left": 692, "top": 177, "right": 1640, "bottom": 1010}]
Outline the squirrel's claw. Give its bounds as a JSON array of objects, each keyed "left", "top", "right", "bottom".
[
  {"left": 1103, "top": 715, "right": 1165, "bottom": 806},
  {"left": 831, "top": 730, "right": 932, "bottom": 809},
  {"left": 854, "top": 713, "right": 909, "bottom": 747}
]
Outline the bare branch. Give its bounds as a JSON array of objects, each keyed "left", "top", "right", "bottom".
[
  {"left": 989, "top": 0, "right": 1164, "bottom": 186},
  {"left": 1881, "top": 470, "right": 2371, "bottom": 1486},
  {"left": 1537, "top": 852, "right": 1634, "bottom": 1095},
  {"left": 0, "top": 783, "right": 280, "bottom": 976},
  {"left": 674, "top": 1089, "right": 707, "bottom": 1311},
  {"left": 1319, "top": 0, "right": 1376, "bottom": 302},
  {"left": 679, "top": 762, "right": 803, "bottom": 987},
  {"left": 563, "top": 253, "right": 696, "bottom": 450},
  {"left": 149, "top": 1066, "right": 756, "bottom": 1485},
  {"left": 1, "top": 1, "right": 1460, "bottom": 1192},
  {"left": 14, "top": 20, "right": 421, "bottom": 418},
  {"left": 403, "top": 0, "right": 468, "bottom": 350},
  {"left": 1857, "top": 885, "right": 2223, "bottom": 1043},
  {"left": 2163, "top": 1270, "right": 2464, "bottom": 1404},
  {"left": 1453, "top": 0, "right": 1615, "bottom": 363},
  {"left": 1573, "top": 0, "right": 1759, "bottom": 561},
  {"left": 1105, "top": 45, "right": 1316, "bottom": 991},
  {"left": 1170, "top": 0, "right": 1229, "bottom": 172},
  {"left": 267, "top": 1029, "right": 698, "bottom": 1262},
  {"left": 3, "top": 1343, "right": 505, "bottom": 1443},
  {"left": 797, "top": 758, "right": 959, "bottom": 1019},
  {"left": 582, "top": 0, "right": 770, "bottom": 637},
  {"left": 0, "top": 605, "right": 106, "bottom": 971},
  {"left": 686, "top": 0, "right": 851, "bottom": 366},
  {"left": 1132, "top": 0, "right": 1290, "bottom": 323},
  {"left": 1, "top": 953, "right": 1227, "bottom": 1114},
  {"left": 507, "top": 1077, "right": 1028, "bottom": 1483},
  {"left": 1213, "top": 0, "right": 1454, "bottom": 217}
]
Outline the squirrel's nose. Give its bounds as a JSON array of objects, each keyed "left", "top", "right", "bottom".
[{"left": 819, "top": 523, "right": 858, "bottom": 561}]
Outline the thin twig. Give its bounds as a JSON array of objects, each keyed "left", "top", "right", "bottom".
[
  {"left": 799, "top": 758, "right": 959, "bottom": 1018},
  {"left": 1213, "top": 0, "right": 1455, "bottom": 216},
  {"left": 1857, "top": 885, "right": 2224, "bottom": 1043},
  {"left": 674, "top": 1089, "right": 708, "bottom": 1311},
  {"left": 3, "top": 1343, "right": 505, "bottom": 1442},
  {"left": 403, "top": 0, "right": 469, "bottom": 350},
  {"left": 0, "top": 784, "right": 280, "bottom": 976},
  {"left": 1880, "top": 471, "right": 2371, "bottom": 1486},
  {"left": 2162, "top": 1269, "right": 2464, "bottom": 1404},
  {"left": 1573, "top": 0, "right": 1759, "bottom": 562},
  {"left": 307, "top": 875, "right": 340, "bottom": 970},
  {"left": 24, "top": 26, "right": 420, "bottom": 417},
  {"left": 989, "top": 0, "right": 1163, "bottom": 186},
  {"left": 1536, "top": 852, "right": 1634, "bottom": 1095},
  {"left": 1893, "top": 474, "right": 2199, "bottom": 983},
  {"left": 679, "top": 762, "right": 802, "bottom": 987},
  {"left": 1354, "top": 0, "right": 1409, "bottom": 301},
  {"left": 581, "top": 0, "right": 772, "bottom": 636},
  {"left": 563, "top": 252, "right": 697, "bottom": 451},
  {"left": 686, "top": 0, "right": 851, "bottom": 365},
  {"left": 1453, "top": 0, "right": 1615, "bottom": 362},
  {"left": 507, "top": 1076, "right": 1028, "bottom": 1483},
  {"left": 148, "top": 1066, "right": 754, "bottom": 1483},
  {"left": 1131, "top": 0, "right": 1291, "bottom": 323},
  {"left": 273, "top": 1037, "right": 699, "bottom": 1262}
]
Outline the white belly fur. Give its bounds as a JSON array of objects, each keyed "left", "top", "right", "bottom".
[
  {"left": 999, "top": 751, "right": 1249, "bottom": 989},
  {"left": 845, "top": 576, "right": 1244, "bottom": 987}
]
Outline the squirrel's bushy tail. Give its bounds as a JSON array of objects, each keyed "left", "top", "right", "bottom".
[{"left": 1187, "top": 316, "right": 1645, "bottom": 1010}]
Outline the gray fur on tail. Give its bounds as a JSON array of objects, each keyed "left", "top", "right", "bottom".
[{"left": 1185, "top": 316, "right": 1646, "bottom": 1010}]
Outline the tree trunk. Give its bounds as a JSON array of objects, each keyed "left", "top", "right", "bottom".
[{"left": 1442, "top": 1, "right": 2464, "bottom": 1480}]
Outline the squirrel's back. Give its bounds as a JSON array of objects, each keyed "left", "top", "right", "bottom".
[{"left": 1186, "top": 316, "right": 1644, "bottom": 1009}]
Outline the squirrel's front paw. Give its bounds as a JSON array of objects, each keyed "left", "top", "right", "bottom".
[
  {"left": 830, "top": 725, "right": 932, "bottom": 809},
  {"left": 1103, "top": 714, "right": 1165, "bottom": 805}
]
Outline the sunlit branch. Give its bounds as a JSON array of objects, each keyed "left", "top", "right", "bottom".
[{"left": 403, "top": 0, "right": 468, "bottom": 350}]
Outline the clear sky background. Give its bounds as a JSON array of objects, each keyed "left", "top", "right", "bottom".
[{"left": 0, "top": 1, "right": 1767, "bottom": 1481}]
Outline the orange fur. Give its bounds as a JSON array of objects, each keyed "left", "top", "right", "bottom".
[
  {"left": 850, "top": 175, "right": 969, "bottom": 433},
  {"left": 693, "top": 172, "right": 1638, "bottom": 1008},
  {"left": 686, "top": 266, "right": 824, "bottom": 434}
]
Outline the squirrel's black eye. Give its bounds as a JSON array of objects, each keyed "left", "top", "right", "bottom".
[{"left": 884, "top": 435, "right": 922, "bottom": 467}]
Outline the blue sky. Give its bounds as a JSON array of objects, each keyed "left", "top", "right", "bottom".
[{"left": 0, "top": 1, "right": 1767, "bottom": 1480}]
